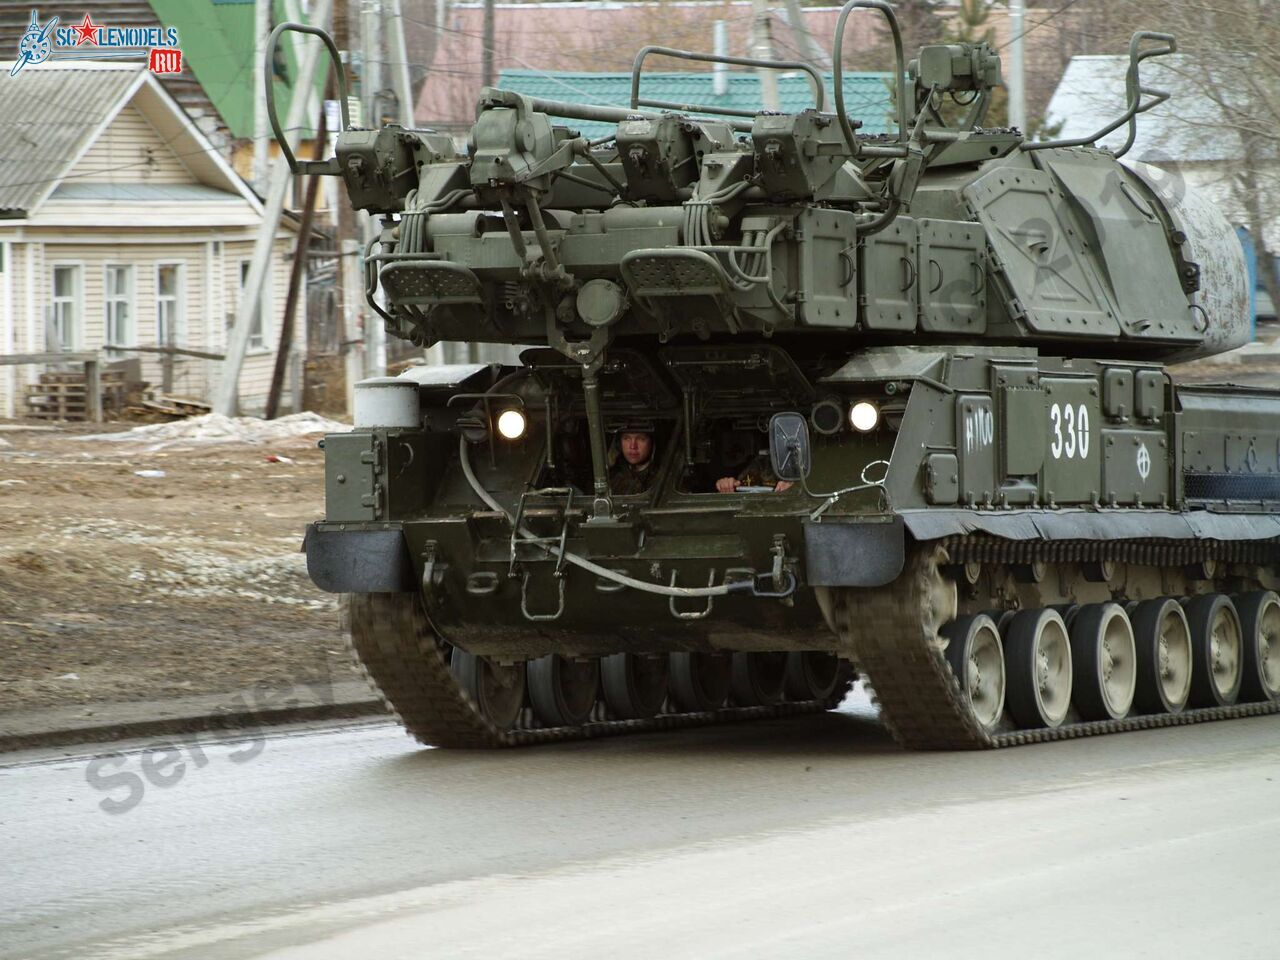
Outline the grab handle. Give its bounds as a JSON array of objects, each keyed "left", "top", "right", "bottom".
[{"left": 264, "top": 21, "right": 349, "bottom": 175}]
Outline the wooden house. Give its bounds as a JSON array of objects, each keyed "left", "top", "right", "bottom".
[{"left": 0, "top": 61, "right": 300, "bottom": 417}]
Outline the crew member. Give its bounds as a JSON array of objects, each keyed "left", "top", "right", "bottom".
[
  {"left": 715, "top": 451, "right": 793, "bottom": 494},
  {"left": 610, "top": 429, "right": 656, "bottom": 495}
]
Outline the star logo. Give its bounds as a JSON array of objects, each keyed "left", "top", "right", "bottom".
[{"left": 72, "top": 12, "right": 100, "bottom": 45}]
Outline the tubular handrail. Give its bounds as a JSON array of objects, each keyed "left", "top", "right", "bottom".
[
  {"left": 832, "top": 0, "right": 908, "bottom": 159},
  {"left": 629, "top": 45, "right": 828, "bottom": 117},
  {"left": 1023, "top": 31, "right": 1176, "bottom": 154},
  {"left": 265, "top": 21, "right": 350, "bottom": 174},
  {"left": 505, "top": 91, "right": 754, "bottom": 133}
]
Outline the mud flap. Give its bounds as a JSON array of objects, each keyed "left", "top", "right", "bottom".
[
  {"left": 303, "top": 523, "right": 415, "bottom": 593},
  {"left": 803, "top": 516, "right": 905, "bottom": 587}
]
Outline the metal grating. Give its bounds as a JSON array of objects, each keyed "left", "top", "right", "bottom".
[{"left": 1184, "top": 472, "right": 1280, "bottom": 501}]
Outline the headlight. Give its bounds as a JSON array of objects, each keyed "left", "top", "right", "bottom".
[
  {"left": 849, "top": 401, "right": 879, "bottom": 433},
  {"left": 496, "top": 408, "right": 527, "bottom": 440},
  {"left": 810, "top": 398, "right": 845, "bottom": 436}
]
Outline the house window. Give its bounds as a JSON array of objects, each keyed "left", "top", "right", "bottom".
[
  {"left": 156, "top": 262, "right": 184, "bottom": 347},
  {"left": 239, "top": 259, "right": 267, "bottom": 351},
  {"left": 51, "top": 264, "right": 81, "bottom": 351},
  {"left": 105, "top": 264, "right": 134, "bottom": 354}
]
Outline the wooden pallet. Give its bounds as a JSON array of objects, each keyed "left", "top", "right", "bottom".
[
  {"left": 117, "top": 393, "right": 211, "bottom": 423},
  {"left": 24, "top": 370, "right": 133, "bottom": 421}
]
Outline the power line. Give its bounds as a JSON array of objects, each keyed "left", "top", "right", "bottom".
[
  {"left": 395, "top": 6, "right": 763, "bottom": 108},
  {"left": 996, "top": 0, "right": 1085, "bottom": 51}
]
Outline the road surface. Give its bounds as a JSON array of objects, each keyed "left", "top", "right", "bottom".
[{"left": 4, "top": 692, "right": 1279, "bottom": 959}]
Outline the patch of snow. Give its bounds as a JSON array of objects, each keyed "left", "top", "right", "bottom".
[{"left": 79, "top": 413, "right": 350, "bottom": 451}]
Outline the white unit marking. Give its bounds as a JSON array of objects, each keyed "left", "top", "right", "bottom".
[
  {"left": 1049, "top": 403, "right": 1091, "bottom": 460},
  {"left": 964, "top": 406, "right": 994, "bottom": 454},
  {"left": 1136, "top": 442, "right": 1151, "bottom": 481}
]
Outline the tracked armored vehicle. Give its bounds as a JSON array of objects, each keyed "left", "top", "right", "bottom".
[{"left": 276, "top": 2, "right": 1280, "bottom": 748}]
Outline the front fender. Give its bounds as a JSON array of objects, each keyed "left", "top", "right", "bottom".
[
  {"left": 303, "top": 523, "right": 416, "bottom": 593},
  {"left": 803, "top": 516, "right": 904, "bottom": 587}
]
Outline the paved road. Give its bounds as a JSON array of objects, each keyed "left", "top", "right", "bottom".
[{"left": 5, "top": 693, "right": 1280, "bottom": 960}]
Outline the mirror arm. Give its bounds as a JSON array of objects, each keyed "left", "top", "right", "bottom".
[{"left": 799, "top": 455, "right": 893, "bottom": 520}]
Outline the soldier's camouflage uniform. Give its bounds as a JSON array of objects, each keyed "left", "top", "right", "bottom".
[{"left": 610, "top": 460, "right": 655, "bottom": 495}]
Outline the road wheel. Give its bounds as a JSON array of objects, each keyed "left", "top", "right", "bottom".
[
  {"left": 783, "top": 651, "right": 841, "bottom": 701},
  {"left": 1048, "top": 603, "right": 1082, "bottom": 632},
  {"left": 942, "top": 614, "right": 1005, "bottom": 733},
  {"left": 528, "top": 655, "right": 599, "bottom": 727},
  {"left": 1184, "top": 594, "right": 1243, "bottom": 707},
  {"left": 730, "top": 652, "right": 788, "bottom": 706},
  {"left": 449, "top": 650, "right": 526, "bottom": 731},
  {"left": 1234, "top": 591, "right": 1280, "bottom": 703},
  {"left": 669, "top": 652, "right": 731, "bottom": 712},
  {"left": 1130, "top": 598, "right": 1192, "bottom": 714},
  {"left": 1004, "top": 608, "right": 1073, "bottom": 729},
  {"left": 1069, "top": 603, "right": 1137, "bottom": 721},
  {"left": 601, "top": 653, "right": 669, "bottom": 720}
]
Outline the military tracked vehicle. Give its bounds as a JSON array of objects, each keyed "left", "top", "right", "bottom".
[{"left": 275, "top": 2, "right": 1280, "bottom": 748}]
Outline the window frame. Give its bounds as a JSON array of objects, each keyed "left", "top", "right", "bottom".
[
  {"left": 155, "top": 260, "right": 185, "bottom": 349},
  {"left": 49, "top": 261, "right": 84, "bottom": 352},
  {"left": 103, "top": 262, "right": 135, "bottom": 355},
  {"left": 238, "top": 258, "right": 270, "bottom": 353}
]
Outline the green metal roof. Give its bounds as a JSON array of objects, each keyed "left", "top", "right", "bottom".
[
  {"left": 495, "top": 69, "right": 894, "bottom": 139},
  {"left": 147, "top": 0, "right": 323, "bottom": 139}
]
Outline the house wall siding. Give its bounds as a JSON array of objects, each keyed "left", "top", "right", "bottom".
[
  {"left": 0, "top": 243, "right": 34, "bottom": 416},
  {"left": 40, "top": 241, "right": 211, "bottom": 400},
  {"left": 0, "top": 232, "right": 298, "bottom": 418},
  {"left": 69, "top": 104, "right": 198, "bottom": 186}
]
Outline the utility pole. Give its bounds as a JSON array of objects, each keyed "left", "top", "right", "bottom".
[
  {"left": 750, "top": 0, "right": 780, "bottom": 111},
  {"left": 782, "top": 0, "right": 829, "bottom": 71},
  {"left": 252, "top": 0, "right": 271, "bottom": 191},
  {"left": 362, "top": 0, "right": 383, "bottom": 126},
  {"left": 482, "top": 0, "right": 495, "bottom": 88},
  {"left": 284, "top": 0, "right": 321, "bottom": 125},
  {"left": 713, "top": 20, "right": 728, "bottom": 96},
  {"left": 418, "top": 0, "right": 451, "bottom": 366},
  {"left": 213, "top": 0, "right": 333, "bottom": 416},
  {"left": 388, "top": 0, "right": 415, "bottom": 125},
  {"left": 361, "top": 0, "right": 386, "bottom": 377},
  {"left": 332, "top": 0, "right": 364, "bottom": 413},
  {"left": 1008, "top": 0, "right": 1026, "bottom": 131},
  {"left": 266, "top": 79, "right": 331, "bottom": 420}
]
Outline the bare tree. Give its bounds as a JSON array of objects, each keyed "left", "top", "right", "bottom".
[{"left": 1124, "top": 0, "right": 1280, "bottom": 323}]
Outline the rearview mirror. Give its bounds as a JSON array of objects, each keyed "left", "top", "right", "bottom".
[{"left": 768, "top": 412, "right": 811, "bottom": 482}]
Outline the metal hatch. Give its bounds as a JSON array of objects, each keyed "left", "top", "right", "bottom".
[
  {"left": 658, "top": 344, "right": 815, "bottom": 414},
  {"left": 963, "top": 166, "right": 1121, "bottom": 339},
  {"left": 520, "top": 347, "right": 679, "bottom": 416},
  {"left": 1038, "top": 151, "right": 1197, "bottom": 344}
]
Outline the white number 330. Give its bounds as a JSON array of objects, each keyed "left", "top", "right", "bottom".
[{"left": 1049, "top": 403, "right": 1090, "bottom": 459}]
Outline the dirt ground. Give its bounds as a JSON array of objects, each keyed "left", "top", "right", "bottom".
[{"left": 0, "top": 416, "right": 365, "bottom": 721}]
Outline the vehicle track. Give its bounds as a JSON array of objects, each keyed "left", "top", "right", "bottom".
[
  {"left": 828, "top": 537, "right": 1280, "bottom": 750},
  {"left": 347, "top": 593, "right": 855, "bottom": 748}
]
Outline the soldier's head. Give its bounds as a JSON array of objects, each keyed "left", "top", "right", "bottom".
[{"left": 620, "top": 430, "right": 654, "bottom": 467}]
